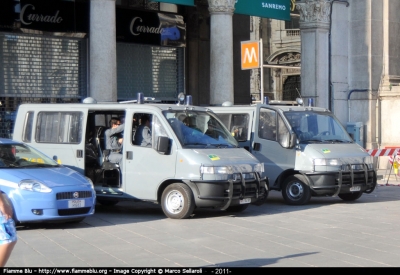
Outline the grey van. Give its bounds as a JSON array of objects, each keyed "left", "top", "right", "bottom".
[
  {"left": 210, "top": 101, "right": 377, "bottom": 205},
  {"left": 13, "top": 99, "right": 268, "bottom": 219}
]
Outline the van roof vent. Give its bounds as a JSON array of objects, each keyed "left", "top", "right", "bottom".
[
  {"left": 82, "top": 97, "right": 97, "bottom": 104},
  {"left": 222, "top": 101, "right": 233, "bottom": 107}
]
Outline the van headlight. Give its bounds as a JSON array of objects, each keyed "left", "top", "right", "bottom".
[
  {"left": 254, "top": 163, "right": 264, "bottom": 173},
  {"left": 364, "top": 156, "right": 374, "bottom": 170},
  {"left": 19, "top": 180, "right": 52, "bottom": 193},
  {"left": 313, "top": 158, "right": 342, "bottom": 171},
  {"left": 200, "top": 166, "right": 233, "bottom": 175}
]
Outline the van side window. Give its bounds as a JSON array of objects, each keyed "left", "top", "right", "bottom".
[
  {"left": 22, "top": 111, "right": 34, "bottom": 143},
  {"left": 217, "top": 113, "right": 249, "bottom": 142},
  {"left": 36, "top": 112, "right": 83, "bottom": 144},
  {"left": 230, "top": 114, "right": 249, "bottom": 142},
  {"left": 258, "top": 108, "right": 276, "bottom": 141},
  {"left": 133, "top": 113, "right": 153, "bottom": 148}
]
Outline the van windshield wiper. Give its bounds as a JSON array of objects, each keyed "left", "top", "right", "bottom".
[
  {"left": 324, "top": 139, "right": 351, "bottom": 143},
  {"left": 301, "top": 139, "right": 324, "bottom": 143},
  {"left": 197, "top": 143, "right": 233, "bottom": 148},
  {"left": 212, "top": 144, "right": 232, "bottom": 148},
  {"left": 184, "top": 143, "right": 217, "bottom": 149}
]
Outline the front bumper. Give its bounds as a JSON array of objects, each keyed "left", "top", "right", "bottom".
[
  {"left": 184, "top": 172, "right": 269, "bottom": 210},
  {"left": 14, "top": 189, "right": 96, "bottom": 223},
  {"left": 304, "top": 168, "right": 377, "bottom": 197}
]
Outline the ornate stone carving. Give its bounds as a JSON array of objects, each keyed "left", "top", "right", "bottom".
[
  {"left": 296, "top": 0, "right": 331, "bottom": 24},
  {"left": 208, "top": 0, "right": 235, "bottom": 14},
  {"left": 272, "top": 52, "right": 301, "bottom": 64}
]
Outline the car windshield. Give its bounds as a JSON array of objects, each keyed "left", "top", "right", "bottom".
[
  {"left": 0, "top": 143, "right": 59, "bottom": 168},
  {"left": 284, "top": 111, "right": 353, "bottom": 144},
  {"left": 162, "top": 110, "right": 239, "bottom": 149}
]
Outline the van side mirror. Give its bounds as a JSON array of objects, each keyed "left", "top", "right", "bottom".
[
  {"left": 280, "top": 132, "right": 297, "bottom": 149},
  {"left": 157, "top": 136, "right": 170, "bottom": 154},
  {"left": 290, "top": 132, "right": 297, "bottom": 148}
]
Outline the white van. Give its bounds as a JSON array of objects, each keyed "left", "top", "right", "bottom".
[
  {"left": 209, "top": 100, "right": 377, "bottom": 205},
  {"left": 12, "top": 98, "right": 268, "bottom": 219}
]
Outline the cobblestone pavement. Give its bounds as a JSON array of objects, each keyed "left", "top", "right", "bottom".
[{"left": 7, "top": 182, "right": 400, "bottom": 268}]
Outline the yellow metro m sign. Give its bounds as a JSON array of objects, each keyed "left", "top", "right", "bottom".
[{"left": 241, "top": 40, "right": 260, "bottom": 70}]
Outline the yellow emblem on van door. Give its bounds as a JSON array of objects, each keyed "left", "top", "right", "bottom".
[
  {"left": 208, "top": 154, "right": 220, "bottom": 161},
  {"left": 322, "top": 149, "right": 331, "bottom": 154}
]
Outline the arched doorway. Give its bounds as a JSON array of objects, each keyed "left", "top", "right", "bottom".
[{"left": 283, "top": 75, "right": 301, "bottom": 101}]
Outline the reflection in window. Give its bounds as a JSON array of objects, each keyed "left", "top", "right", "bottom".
[
  {"left": 22, "top": 111, "right": 34, "bottom": 142},
  {"left": 36, "top": 112, "right": 82, "bottom": 143},
  {"left": 258, "top": 109, "right": 276, "bottom": 141}
]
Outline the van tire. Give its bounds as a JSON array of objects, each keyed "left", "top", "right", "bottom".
[
  {"left": 161, "top": 183, "right": 195, "bottom": 219},
  {"left": 226, "top": 204, "right": 249, "bottom": 212},
  {"left": 338, "top": 192, "right": 363, "bottom": 201},
  {"left": 282, "top": 175, "right": 311, "bottom": 205}
]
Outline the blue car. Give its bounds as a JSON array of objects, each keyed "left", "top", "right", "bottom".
[{"left": 0, "top": 138, "right": 96, "bottom": 224}]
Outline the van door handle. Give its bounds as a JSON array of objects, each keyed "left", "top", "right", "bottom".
[
  {"left": 77, "top": 150, "right": 83, "bottom": 158},
  {"left": 126, "top": 151, "right": 133, "bottom": 160}
]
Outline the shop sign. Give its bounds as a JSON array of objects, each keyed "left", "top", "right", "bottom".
[
  {"left": 19, "top": 0, "right": 89, "bottom": 33},
  {"left": 151, "top": 0, "right": 194, "bottom": 6},
  {"left": 116, "top": 8, "right": 186, "bottom": 47},
  {"left": 235, "top": 0, "right": 291, "bottom": 21}
]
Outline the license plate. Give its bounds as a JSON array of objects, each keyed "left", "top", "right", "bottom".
[
  {"left": 350, "top": 186, "right": 361, "bottom": 192},
  {"left": 239, "top": 198, "right": 251, "bottom": 204},
  {"left": 68, "top": 200, "right": 85, "bottom": 208}
]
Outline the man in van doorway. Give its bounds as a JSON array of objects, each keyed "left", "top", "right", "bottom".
[
  {"left": 134, "top": 115, "right": 152, "bottom": 147},
  {"left": 105, "top": 117, "right": 124, "bottom": 168}
]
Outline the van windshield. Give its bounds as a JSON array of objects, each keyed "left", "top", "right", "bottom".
[
  {"left": 284, "top": 111, "right": 353, "bottom": 144},
  {"left": 163, "top": 110, "right": 239, "bottom": 148},
  {"left": 0, "top": 143, "right": 59, "bottom": 168}
]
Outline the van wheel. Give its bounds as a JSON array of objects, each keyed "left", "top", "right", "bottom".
[
  {"left": 161, "top": 183, "right": 195, "bottom": 219},
  {"left": 226, "top": 204, "right": 249, "bottom": 212},
  {"left": 338, "top": 192, "right": 363, "bottom": 201},
  {"left": 97, "top": 199, "right": 119, "bottom": 206},
  {"left": 282, "top": 175, "right": 311, "bottom": 205}
]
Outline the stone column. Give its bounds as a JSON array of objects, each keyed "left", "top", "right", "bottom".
[
  {"left": 296, "top": 0, "right": 331, "bottom": 108},
  {"left": 208, "top": 0, "right": 235, "bottom": 105},
  {"left": 89, "top": 0, "right": 117, "bottom": 102}
]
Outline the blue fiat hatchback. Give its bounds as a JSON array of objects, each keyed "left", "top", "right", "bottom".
[{"left": 0, "top": 138, "right": 96, "bottom": 224}]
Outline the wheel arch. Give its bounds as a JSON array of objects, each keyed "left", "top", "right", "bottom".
[
  {"left": 275, "top": 169, "right": 299, "bottom": 190},
  {"left": 157, "top": 179, "right": 189, "bottom": 203}
]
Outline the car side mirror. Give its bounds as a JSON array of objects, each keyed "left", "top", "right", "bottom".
[{"left": 157, "top": 136, "right": 170, "bottom": 154}]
